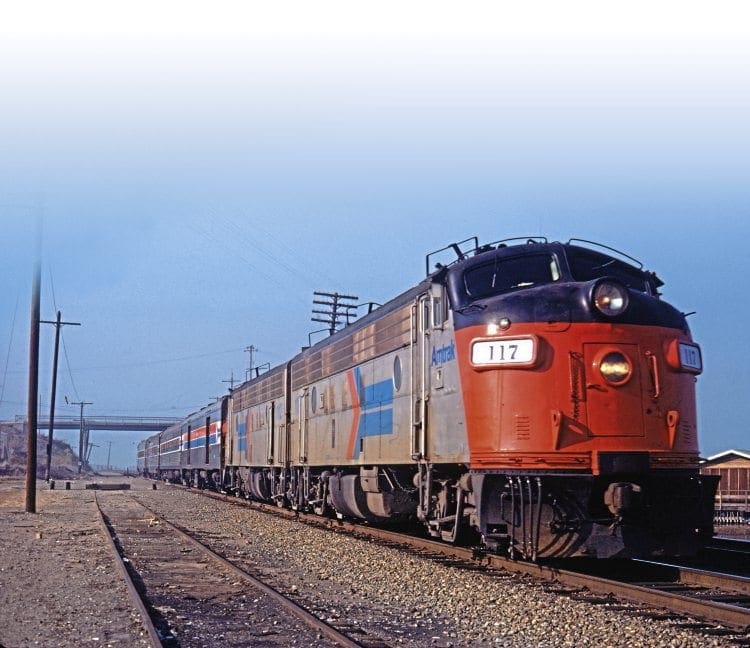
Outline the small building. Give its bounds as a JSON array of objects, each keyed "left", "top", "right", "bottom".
[{"left": 700, "top": 449, "right": 750, "bottom": 523}]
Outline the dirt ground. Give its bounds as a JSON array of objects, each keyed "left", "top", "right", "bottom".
[{"left": 0, "top": 476, "right": 151, "bottom": 648}]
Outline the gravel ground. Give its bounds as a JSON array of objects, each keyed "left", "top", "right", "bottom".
[
  {"left": 134, "top": 485, "right": 739, "bottom": 648},
  {"left": 0, "top": 476, "right": 742, "bottom": 648},
  {"left": 0, "top": 477, "right": 150, "bottom": 648}
]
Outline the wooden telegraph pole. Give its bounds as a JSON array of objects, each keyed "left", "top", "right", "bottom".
[
  {"left": 25, "top": 262, "right": 41, "bottom": 513},
  {"left": 40, "top": 311, "right": 80, "bottom": 481}
]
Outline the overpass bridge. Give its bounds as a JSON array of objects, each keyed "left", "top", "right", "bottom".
[
  {"left": 18, "top": 415, "right": 181, "bottom": 433},
  {"left": 7, "top": 415, "right": 181, "bottom": 471}
]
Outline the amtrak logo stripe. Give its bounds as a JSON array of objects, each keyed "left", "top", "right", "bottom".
[{"left": 347, "top": 366, "right": 395, "bottom": 459}]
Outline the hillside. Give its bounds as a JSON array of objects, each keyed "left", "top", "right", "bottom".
[{"left": 0, "top": 422, "right": 81, "bottom": 479}]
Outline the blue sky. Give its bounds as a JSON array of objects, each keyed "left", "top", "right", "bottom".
[{"left": 1, "top": 2, "right": 749, "bottom": 466}]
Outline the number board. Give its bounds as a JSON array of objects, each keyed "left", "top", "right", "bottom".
[
  {"left": 471, "top": 337, "right": 536, "bottom": 367},
  {"left": 678, "top": 342, "right": 703, "bottom": 372}
]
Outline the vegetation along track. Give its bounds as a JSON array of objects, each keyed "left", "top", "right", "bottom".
[
  {"left": 168, "top": 482, "right": 750, "bottom": 643},
  {"left": 95, "top": 492, "right": 374, "bottom": 647}
]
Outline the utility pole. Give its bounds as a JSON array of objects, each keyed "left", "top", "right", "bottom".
[
  {"left": 86, "top": 442, "right": 98, "bottom": 464},
  {"left": 25, "top": 261, "right": 41, "bottom": 513},
  {"left": 71, "top": 400, "right": 93, "bottom": 473},
  {"left": 40, "top": 311, "right": 80, "bottom": 481},
  {"left": 222, "top": 371, "right": 237, "bottom": 390},
  {"left": 312, "top": 291, "right": 358, "bottom": 335},
  {"left": 106, "top": 440, "right": 112, "bottom": 470},
  {"left": 244, "top": 345, "right": 258, "bottom": 381}
]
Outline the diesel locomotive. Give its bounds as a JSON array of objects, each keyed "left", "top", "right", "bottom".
[{"left": 138, "top": 236, "right": 719, "bottom": 559}]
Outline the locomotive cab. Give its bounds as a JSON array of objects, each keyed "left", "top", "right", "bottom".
[{"left": 444, "top": 238, "right": 718, "bottom": 559}]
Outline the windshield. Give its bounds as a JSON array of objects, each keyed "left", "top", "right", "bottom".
[
  {"left": 463, "top": 253, "right": 561, "bottom": 299},
  {"left": 567, "top": 248, "right": 654, "bottom": 293}
]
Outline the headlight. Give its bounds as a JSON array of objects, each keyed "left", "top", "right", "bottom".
[
  {"left": 599, "top": 351, "right": 632, "bottom": 385},
  {"left": 593, "top": 280, "right": 629, "bottom": 317}
]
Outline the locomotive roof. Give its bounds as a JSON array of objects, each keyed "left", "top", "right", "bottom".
[
  {"left": 160, "top": 396, "right": 224, "bottom": 436},
  {"left": 438, "top": 237, "right": 654, "bottom": 274},
  {"left": 231, "top": 236, "right": 663, "bottom": 395},
  {"left": 228, "top": 276, "right": 429, "bottom": 395},
  {"left": 433, "top": 237, "right": 663, "bottom": 289},
  {"left": 299, "top": 281, "right": 428, "bottom": 356}
]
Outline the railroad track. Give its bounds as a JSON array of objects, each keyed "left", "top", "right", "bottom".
[
  {"left": 712, "top": 537, "right": 750, "bottom": 554},
  {"left": 563, "top": 557, "right": 750, "bottom": 633},
  {"left": 95, "top": 492, "right": 384, "bottom": 647},
  {"left": 699, "top": 537, "right": 750, "bottom": 576},
  {"left": 166, "top": 483, "right": 750, "bottom": 642},
  {"left": 647, "top": 536, "right": 750, "bottom": 578}
]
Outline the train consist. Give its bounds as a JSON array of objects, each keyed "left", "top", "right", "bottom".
[{"left": 138, "top": 236, "right": 719, "bottom": 560}]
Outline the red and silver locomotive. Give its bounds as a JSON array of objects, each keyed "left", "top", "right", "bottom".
[{"left": 138, "top": 237, "right": 718, "bottom": 559}]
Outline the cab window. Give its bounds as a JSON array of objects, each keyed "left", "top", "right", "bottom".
[
  {"left": 463, "top": 254, "right": 560, "bottom": 299},
  {"left": 567, "top": 249, "right": 653, "bottom": 293}
]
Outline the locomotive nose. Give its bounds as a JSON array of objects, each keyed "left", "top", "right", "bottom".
[{"left": 604, "top": 481, "right": 643, "bottom": 517}]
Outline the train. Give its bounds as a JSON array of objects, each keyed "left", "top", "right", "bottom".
[{"left": 138, "top": 236, "right": 719, "bottom": 560}]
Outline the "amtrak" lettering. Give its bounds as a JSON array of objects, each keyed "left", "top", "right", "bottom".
[{"left": 431, "top": 340, "right": 456, "bottom": 366}]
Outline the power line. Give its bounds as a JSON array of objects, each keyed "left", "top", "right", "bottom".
[
  {"left": 2, "top": 346, "right": 247, "bottom": 375},
  {"left": 190, "top": 216, "right": 307, "bottom": 306},
  {"left": 0, "top": 291, "right": 20, "bottom": 408},
  {"left": 59, "top": 329, "right": 81, "bottom": 401},
  {"left": 47, "top": 267, "right": 81, "bottom": 402}
]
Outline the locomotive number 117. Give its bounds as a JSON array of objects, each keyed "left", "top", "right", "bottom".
[{"left": 471, "top": 337, "right": 536, "bottom": 367}]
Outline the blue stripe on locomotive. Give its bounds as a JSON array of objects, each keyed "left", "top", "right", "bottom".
[{"left": 352, "top": 366, "right": 394, "bottom": 459}]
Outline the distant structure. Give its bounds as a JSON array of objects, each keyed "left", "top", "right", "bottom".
[
  {"left": 5, "top": 415, "right": 180, "bottom": 474},
  {"left": 700, "top": 450, "right": 750, "bottom": 524}
]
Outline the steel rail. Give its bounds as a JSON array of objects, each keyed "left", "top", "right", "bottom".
[
  {"left": 94, "top": 494, "right": 162, "bottom": 648},
  {"left": 634, "top": 558, "right": 750, "bottom": 593},
  {"left": 159, "top": 483, "right": 750, "bottom": 631},
  {"left": 356, "top": 524, "right": 750, "bottom": 630},
  {"left": 710, "top": 536, "right": 750, "bottom": 554},
  {"left": 533, "top": 564, "right": 750, "bottom": 630},
  {"left": 651, "top": 535, "right": 750, "bottom": 578},
  {"left": 133, "top": 498, "right": 365, "bottom": 648}
]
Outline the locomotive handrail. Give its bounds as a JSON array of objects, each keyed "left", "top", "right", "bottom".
[
  {"left": 425, "top": 236, "right": 479, "bottom": 275},
  {"left": 485, "top": 236, "right": 548, "bottom": 248},
  {"left": 647, "top": 351, "right": 662, "bottom": 400}
]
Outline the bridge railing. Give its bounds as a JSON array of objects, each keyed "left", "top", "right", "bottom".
[{"left": 8, "top": 415, "right": 182, "bottom": 431}]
